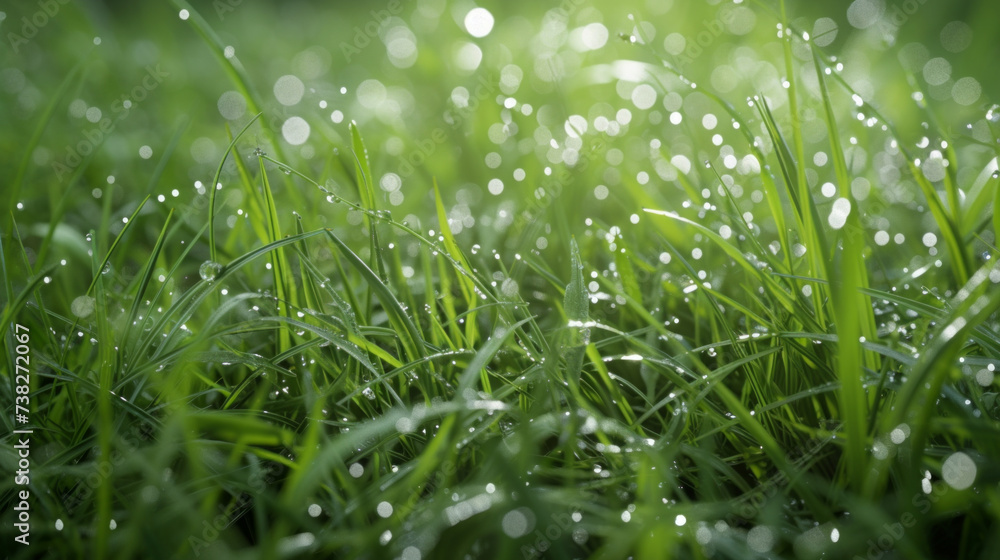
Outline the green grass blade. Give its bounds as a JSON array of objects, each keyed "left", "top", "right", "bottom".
[
  {"left": 208, "top": 112, "right": 263, "bottom": 262},
  {"left": 324, "top": 229, "right": 427, "bottom": 371},
  {"left": 257, "top": 156, "right": 295, "bottom": 354},
  {"left": 812, "top": 48, "right": 874, "bottom": 490},
  {"left": 349, "top": 121, "right": 388, "bottom": 285}
]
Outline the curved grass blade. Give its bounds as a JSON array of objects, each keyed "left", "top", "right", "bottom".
[{"left": 208, "top": 112, "right": 263, "bottom": 263}]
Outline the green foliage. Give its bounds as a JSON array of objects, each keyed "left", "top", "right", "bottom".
[{"left": 2, "top": 1, "right": 1000, "bottom": 559}]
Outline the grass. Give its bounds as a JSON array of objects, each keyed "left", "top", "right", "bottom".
[{"left": 3, "top": 1, "right": 1000, "bottom": 558}]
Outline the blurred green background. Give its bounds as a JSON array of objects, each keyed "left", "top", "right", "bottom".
[
  {"left": 3, "top": 0, "right": 998, "bottom": 277},
  {"left": 3, "top": 1, "right": 1000, "bottom": 559}
]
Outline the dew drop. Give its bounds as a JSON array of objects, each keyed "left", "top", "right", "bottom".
[
  {"left": 987, "top": 104, "right": 1000, "bottom": 124},
  {"left": 199, "top": 261, "right": 222, "bottom": 282}
]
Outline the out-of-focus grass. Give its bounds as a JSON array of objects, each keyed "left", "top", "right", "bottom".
[{"left": 2, "top": 1, "right": 1000, "bottom": 558}]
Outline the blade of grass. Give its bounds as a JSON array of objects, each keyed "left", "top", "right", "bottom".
[
  {"left": 349, "top": 122, "right": 389, "bottom": 289},
  {"left": 208, "top": 113, "right": 263, "bottom": 263},
  {"left": 257, "top": 155, "right": 296, "bottom": 354},
  {"left": 812, "top": 48, "right": 874, "bottom": 490},
  {"left": 323, "top": 229, "right": 428, "bottom": 391}
]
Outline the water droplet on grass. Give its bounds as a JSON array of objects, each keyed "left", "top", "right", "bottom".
[
  {"left": 987, "top": 104, "right": 1000, "bottom": 123},
  {"left": 199, "top": 261, "right": 222, "bottom": 282}
]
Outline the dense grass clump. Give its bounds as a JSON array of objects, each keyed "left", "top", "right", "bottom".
[{"left": 3, "top": 0, "right": 1000, "bottom": 559}]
